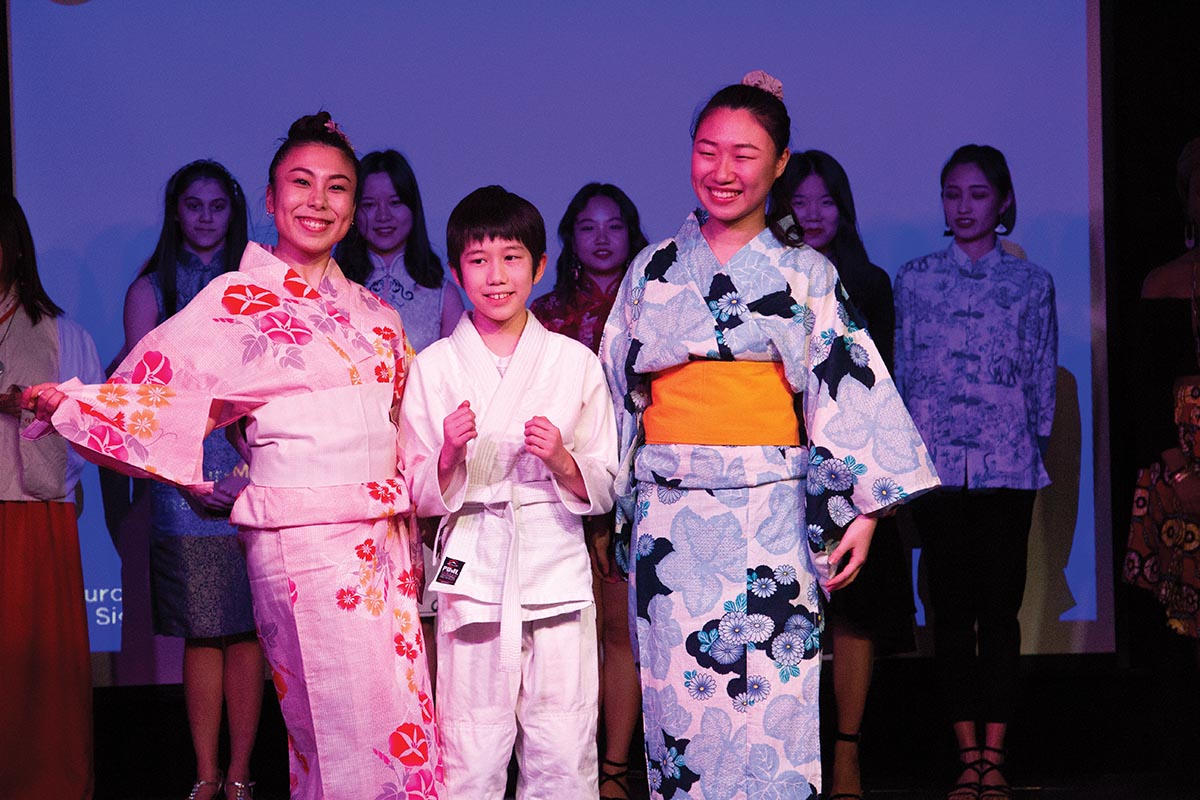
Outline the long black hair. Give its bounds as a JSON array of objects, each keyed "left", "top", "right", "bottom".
[
  {"left": 692, "top": 82, "right": 800, "bottom": 247},
  {"left": 553, "top": 183, "right": 649, "bottom": 303},
  {"left": 0, "top": 194, "right": 61, "bottom": 324},
  {"left": 336, "top": 149, "right": 444, "bottom": 288},
  {"left": 779, "top": 150, "right": 871, "bottom": 280},
  {"left": 138, "top": 159, "right": 248, "bottom": 318}
]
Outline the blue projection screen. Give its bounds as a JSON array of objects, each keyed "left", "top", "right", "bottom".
[{"left": 10, "top": 1, "right": 1105, "bottom": 669}]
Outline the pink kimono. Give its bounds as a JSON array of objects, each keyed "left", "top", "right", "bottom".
[{"left": 30, "top": 244, "right": 442, "bottom": 799}]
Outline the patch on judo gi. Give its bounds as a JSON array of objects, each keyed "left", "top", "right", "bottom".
[{"left": 435, "top": 557, "right": 465, "bottom": 585}]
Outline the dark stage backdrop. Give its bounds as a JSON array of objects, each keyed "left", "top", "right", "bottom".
[{"left": 8, "top": 1, "right": 1101, "bottom": 677}]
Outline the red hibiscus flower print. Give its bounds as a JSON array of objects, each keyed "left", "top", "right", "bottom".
[
  {"left": 368, "top": 482, "right": 397, "bottom": 506},
  {"left": 282, "top": 268, "right": 321, "bottom": 299},
  {"left": 356, "top": 539, "right": 377, "bottom": 562},
  {"left": 288, "top": 578, "right": 298, "bottom": 606},
  {"left": 86, "top": 425, "right": 128, "bottom": 460},
  {"left": 388, "top": 723, "right": 430, "bottom": 768},
  {"left": 375, "top": 362, "right": 392, "bottom": 383},
  {"left": 396, "top": 569, "right": 419, "bottom": 598},
  {"left": 272, "top": 668, "right": 288, "bottom": 701},
  {"left": 373, "top": 325, "right": 398, "bottom": 341},
  {"left": 130, "top": 351, "right": 174, "bottom": 385},
  {"left": 258, "top": 311, "right": 314, "bottom": 345},
  {"left": 336, "top": 586, "right": 361, "bottom": 610},
  {"left": 221, "top": 283, "right": 281, "bottom": 315}
]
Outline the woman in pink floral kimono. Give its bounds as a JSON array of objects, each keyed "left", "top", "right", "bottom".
[{"left": 25, "top": 113, "right": 442, "bottom": 800}]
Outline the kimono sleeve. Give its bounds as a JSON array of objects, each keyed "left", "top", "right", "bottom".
[
  {"left": 599, "top": 244, "right": 654, "bottom": 526},
  {"left": 777, "top": 254, "right": 939, "bottom": 541},
  {"left": 31, "top": 274, "right": 297, "bottom": 492}
]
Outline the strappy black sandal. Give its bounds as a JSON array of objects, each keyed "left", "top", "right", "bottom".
[
  {"left": 976, "top": 746, "right": 1012, "bottom": 800},
  {"left": 826, "top": 730, "right": 864, "bottom": 800},
  {"left": 600, "top": 757, "right": 632, "bottom": 799},
  {"left": 947, "top": 747, "right": 982, "bottom": 800}
]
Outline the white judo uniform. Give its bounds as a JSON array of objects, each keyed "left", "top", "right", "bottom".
[{"left": 400, "top": 311, "right": 618, "bottom": 800}]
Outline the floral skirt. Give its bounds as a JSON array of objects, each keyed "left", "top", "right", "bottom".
[{"left": 630, "top": 443, "right": 826, "bottom": 800}]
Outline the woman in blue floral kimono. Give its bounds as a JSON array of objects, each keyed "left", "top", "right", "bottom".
[{"left": 600, "top": 72, "right": 939, "bottom": 800}]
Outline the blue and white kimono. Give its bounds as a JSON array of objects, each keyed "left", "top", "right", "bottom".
[{"left": 600, "top": 214, "right": 939, "bottom": 799}]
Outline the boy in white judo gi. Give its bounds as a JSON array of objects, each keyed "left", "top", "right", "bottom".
[{"left": 400, "top": 185, "right": 617, "bottom": 799}]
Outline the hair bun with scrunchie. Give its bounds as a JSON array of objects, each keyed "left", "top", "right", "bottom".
[{"left": 742, "top": 70, "right": 784, "bottom": 101}]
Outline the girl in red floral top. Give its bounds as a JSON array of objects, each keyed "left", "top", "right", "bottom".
[{"left": 531, "top": 183, "right": 648, "bottom": 798}]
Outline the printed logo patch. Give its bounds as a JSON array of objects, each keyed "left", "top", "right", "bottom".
[{"left": 434, "top": 557, "right": 465, "bottom": 585}]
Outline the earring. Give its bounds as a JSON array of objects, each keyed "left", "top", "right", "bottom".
[{"left": 1186, "top": 222, "right": 1196, "bottom": 250}]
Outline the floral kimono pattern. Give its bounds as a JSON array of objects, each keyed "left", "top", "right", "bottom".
[
  {"left": 600, "top": 214, "right": 938, "bottom": 799},
  {"left": 32, "top": 243, "right": 442, "bottom": 800}
]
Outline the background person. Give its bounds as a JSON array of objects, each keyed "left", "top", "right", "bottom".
[{"left": 894, "top": 144, "right": 1058, "bottom": 800}]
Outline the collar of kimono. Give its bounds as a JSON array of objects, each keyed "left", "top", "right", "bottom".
[{"left": 445, "top": 310, "right": 554, "bottom": 671}]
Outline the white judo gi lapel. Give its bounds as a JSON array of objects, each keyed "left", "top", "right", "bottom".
[{"left": 444, "top": 311, "right": 552, "bottom": 671}]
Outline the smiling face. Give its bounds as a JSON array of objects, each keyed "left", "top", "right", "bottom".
[
  {"left": 177, "top": 178, "right": 232, "bottom": 260},
  {"left": 356, "top": 171, "right": 413, "bottom": 259},
  {"left": 572, "top": 195, "right": 630, "bottom": 281},
  {"left": 691, "top": 106, "right": 788, "bottom": 236},
  {"left": 454, "top": 236, "right": 546, "bottom": 335},
  {"left": 941, "top": 162, "right": 1011, "bottom": 253},
  {"left": 266, "top": 142, "right": 357, "bottom": 267},
  {"left": 790, "top": 173, "right": 839, "bottom": 257}
]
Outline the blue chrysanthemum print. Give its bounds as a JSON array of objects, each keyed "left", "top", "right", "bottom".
[
  {"left": 791, "top": 303, "right": 816, "bottom": 333},
  {"left": 744, "top": 613, "right": 774, "bottom": 643},
  {"left": 747, "top": 674, "right": 772, "bottom": 703},
  {"left": 775, "top": 564, "right": 797, "bottom": 585},
  {"left": 710, "top": 636, "right": 744, "bottom": 665},
  {"left": 732, "top": 692, "right": 752, "bottom": 713},
  {"left": 708, "top": 291, "right": 747, "bottom": 322},
  {"left": 849, "top": 342, "right": 869, "bottom": 367},
  {"left": 636, "top": 533, "right": 656, "bottom": 557},
  {"left": 827, "top": 495, "right": 858, "bottom": 527},
  {"left": 814, "top": 457, "right": 855, "bottom": 492},
  {"left": 684, "top": 669, "right": 717, "bottom": 701},
  {"left": 749, "top": 575, "right": 778, "bottom": 598},
  {"left": 806, "top": 524, "right": 825, "bottom": 549},
  {"left": 771, "top": 631, "right": 805, "bottom": 666},
  {"left": 661, "top": 745, "right": 686, "bottom": 780},
  {"left": 871, "top": 477, "right": 905, "bottom": 506},
  {"left": 719, "top": 611, "right": 751, "bottom": 645}
]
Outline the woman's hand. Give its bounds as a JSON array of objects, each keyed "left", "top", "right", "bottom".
[
  {"left": 183, "top": 474, "right": 250, "bottom": 516},
  {"left": 825, "top": 513, "right": 878, "bottom": 592},
  {"left": 585, "top": 515, "right": 618, "bottom": 582},
  {"left": 21, "top": 382, "right": 66, "bottom": 426}
]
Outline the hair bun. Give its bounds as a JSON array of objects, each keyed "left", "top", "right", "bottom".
[{"left": 741, "top": 70, "right": 784, "bottom": 100}]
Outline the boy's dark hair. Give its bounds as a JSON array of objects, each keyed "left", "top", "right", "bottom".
[{"left": 446, "top": 185, "right": 546, "bottom": 275}]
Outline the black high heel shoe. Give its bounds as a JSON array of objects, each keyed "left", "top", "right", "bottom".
[{"left": 976, "top": 746, "right": 1012, "bottom": 800}]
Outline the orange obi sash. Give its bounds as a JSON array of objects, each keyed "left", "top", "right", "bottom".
[{"left": 643, "top": 360, "right": 802, "bottom": 446}]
